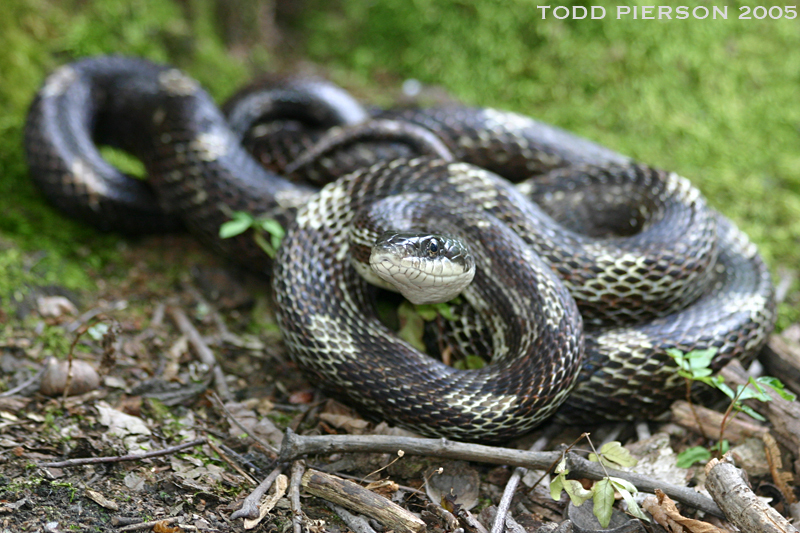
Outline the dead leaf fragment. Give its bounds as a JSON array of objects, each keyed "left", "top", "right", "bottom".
[
  {"left": 318, "top": 412, "right": 370, "bottom": 434},
  {"left": 153, "top": 520, "right": 183, "bottom": 533},
  {"left": 642, "top": 489, "right": 726, "bottom": 533},
  {"left": 85, "top": 489, "right": 119, "bottom": 511}
]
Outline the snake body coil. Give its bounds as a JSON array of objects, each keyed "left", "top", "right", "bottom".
[{"left": 25, "top": 57, "right": 776, "bottom": 440}]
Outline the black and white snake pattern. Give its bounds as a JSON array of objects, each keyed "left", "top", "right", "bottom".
[{"left": 24, "top": 56, "right": 776, "bottom": 441}]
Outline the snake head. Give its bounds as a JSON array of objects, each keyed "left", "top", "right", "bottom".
[{"left": 369, "top": 232, "right": 475, "bottom": 305}]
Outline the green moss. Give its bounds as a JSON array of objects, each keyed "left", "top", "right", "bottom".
[{"left": 0, "top": 0, "right": 259, "bottom": 300}]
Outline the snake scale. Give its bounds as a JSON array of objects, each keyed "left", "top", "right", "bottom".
[{"left": 24, "top": 56, "right": 776, "bottom": 441}]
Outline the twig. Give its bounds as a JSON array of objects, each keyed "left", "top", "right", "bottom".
[
  {"left": 279, "top": 429, "right": 723, "bottom": 517},
  {"left": 209, "top": 392, "right": 278, "bottom": 455},
  {"left": 65, "top": 300, "right": 128, "bottom": 332},
  {"left": 168, "top": 306, "right": 231, "bottom": 400},
  {"left": 325, "top": 502, "right": 378, "bottom": 533},
  {"left": 231, "top": 463, "right": 285, "bottom": 520},
  {"left": 302, "top": 468, "right": 426, "bottom": 533},
  {"left": 39, "top": 438, "right": 207, "bottom": 468},
  {"left": 116, "top": 517, "right": 180, "bottom": 532},
  {"left": 207, "top": 439, "right": 257, "bottom": 485},
  {"left": 491, "top": 428, "right": 557, "bottom": 533},
  {"left": 705, "top": 454, "right": 799, "bottom": 533},
  {"left": 0, "top": 365, "right": 45, "bottom": 397},
  {"left": 290, "top": 461, "right": 306, "bottom": 533}
]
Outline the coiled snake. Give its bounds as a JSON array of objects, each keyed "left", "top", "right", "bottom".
[{"left": 25, "top": 57, "right": 776, "bottom": 441}]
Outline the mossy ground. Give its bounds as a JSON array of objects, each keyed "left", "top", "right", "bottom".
[{"left": 1, "top": 0, "right": 798, "bottom": 320}]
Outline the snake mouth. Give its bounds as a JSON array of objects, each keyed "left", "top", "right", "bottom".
[{"left": 369, "top": 232, "right": 476, "bottom": 305}]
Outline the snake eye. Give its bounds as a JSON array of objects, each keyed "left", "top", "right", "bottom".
[{"left": 427, "top": 238, "right": 440, "bottom": 256}]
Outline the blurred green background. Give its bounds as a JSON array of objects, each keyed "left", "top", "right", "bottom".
[{"left": 1, "top": 0, "right": 798, "bottom": 323}]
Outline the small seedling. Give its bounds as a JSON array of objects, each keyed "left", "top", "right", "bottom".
[
  {"left": 667, "top": 348, "right": 796, "bottom": 466},
  {"left": 219, "top": 211, "right": 285, "bottom": 258},
  {"left": 550, "top": 436, "right": 648, "bottom": 528}
]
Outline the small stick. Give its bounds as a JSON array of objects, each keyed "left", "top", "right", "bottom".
[
  {"left": 302, "top": 469, "right": 426, "bottom": 533},
  {"left": 168, "top": 306, "right": 231, "bottom": 400},
  {"left": 0, "top": 365, "right": 45, "bottom": 397},
  {"left": 207, "top": 439, "right": 257, "bottom": 485},
  {"left": 325, "top": 502, "right": 378, "bottom": 533},
  {"left": 231, "top": 464, "right": 285, "bottom": 520},
  {"left": 117, "top": 517, "right": 180, "bottom": 532},
  {"left": 491, "top": 428, "right": 555, "bottom": 533},
  {"left": 705, "top": 454, "right": 799, "bottom": 533},
  {"left": 39, "top": 438, "right": 207, "bottom": 468},
  {"left": 290, "top": 461, "right": 306, "bottom": 533},
  {"left": 279, "top": 430, "right": 723, "bottom": 517}
]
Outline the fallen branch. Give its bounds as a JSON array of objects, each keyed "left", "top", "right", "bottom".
[
  {"left": 302, "top": 469, "right": 426, "bottom": 533},
  {"left": 39, "top": 438, "right": 207, "bottom": 468},
  {"left": 231, "top": 464, "right": 286, "bottom": 520},
  {"left": 290, "top": 461, "right": 306, "bottom": 533},
  {"left": 326, "top": 502, "right": 378, "bottom": 533},
  {"left": 671, "top": 400, "right": 767, "bottom": 443},
  {"left": 279, "top": 429, "right": 723, "bottom": 517},
  {"left": 705, "top": 455, "right": 799, "bottom": 533}
]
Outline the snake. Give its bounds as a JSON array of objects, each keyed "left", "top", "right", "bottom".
[{"left": 24, "top": 56, "right": 776, "bottom": 441}]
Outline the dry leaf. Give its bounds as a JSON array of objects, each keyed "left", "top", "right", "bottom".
[
  {"left": 762, "top": 432, "right": 797, "bottom": 504},
  {"left": 85, "top": 489, "right": 119, "bottom": 511},
  {"left": 318, "top": 412, "right": 370, "bottom": 434},
  {"left": 642, "top": 489, "right": 726, "bottom": 533},
  {"left": 153, "top": 520, "right": 182, "bottom": 533}
]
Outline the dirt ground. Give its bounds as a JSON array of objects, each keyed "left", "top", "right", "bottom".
[{"left": 0, "top": 232, "right": 797, "bottom": 533}]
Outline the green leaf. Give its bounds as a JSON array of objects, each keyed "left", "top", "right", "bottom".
[
  {"left": 397, "top": 301, "right": 426, "bottom": 352},
  {"left": 613, "top": 485, "right": 650, "bottom": 523},
  {"left": 253, "top": 232, "right": 277, "bottom": 258},
  {"left": 259, "top": 218, "right": 285, "bottom": 239},
  {"left": 549, "top": 472, "right": 564, "bottom": 501},
  {"left": 414, "top": 304, "right": 439, "bottom": 321},
  {"left": 590, "top": 442, "right": 638, "bottom": 468},
  {"left": 675, "top": 446, "right": 711, "bottom": 468},
  {"left": 734, "top": 402, "right": 767, "bottom": 422},
  {"left": 711, "top": 440, "right": 730, "bottom": 454},
  {"left": 453, "top": 354, "right": 488, "bottom": 370},
  {"left": 757, "top": 376, "right": 797, "bottom": 401},
  {"left": 563, "top": 479, "right": 593, "bottom": 506},
  {"left": 608, "top": 477, "right": 637, "bottom": 494},
  {"left": 685, "top": 348, "right": 717, "bottom": 371},
  {"left": 219, "top": 212, "right": 254, "bottom": 238},
  {"left": 592, "top": 478, "right": 615, "bottom": 528},
  {"left": 87, "top": 323, "right": 109, "bottom": 341},
  {"left": 432, "top": 302, "right": 456, "bottom": 320}
]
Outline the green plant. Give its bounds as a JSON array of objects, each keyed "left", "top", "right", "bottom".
[
  {"left": 219, "top": 211, "right": 285, "bottom": 258},
  {"left": 550, "top": 437, "right": 647, "bottom": 528},
  {"left": 668, "top": 348, "right": 796, "bottom": 467}
]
